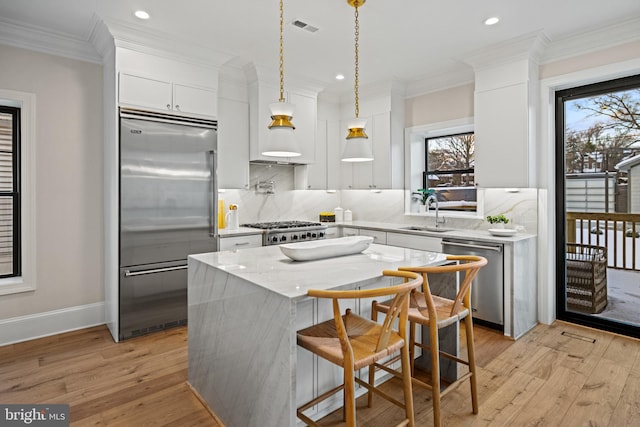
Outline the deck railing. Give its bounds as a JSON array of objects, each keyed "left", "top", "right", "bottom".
[{"left": 567, "top": 211, "right": 640, "bottom": 271}]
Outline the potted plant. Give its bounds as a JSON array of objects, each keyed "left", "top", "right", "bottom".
[
  {"left": 412, "top": 188, "right": 434, "bottom": 214},
  {"left": 486, "top": 214, "right": 509, "bottom": 228}
]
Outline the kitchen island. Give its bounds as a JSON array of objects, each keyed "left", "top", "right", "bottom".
[{"left": 187, "top": 243, "right": 448, "bottom": 427}]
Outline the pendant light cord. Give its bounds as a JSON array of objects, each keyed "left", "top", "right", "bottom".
[
  {"left": 279, "top": 0, "right": 285, "bottom": 103},
  {"left": 354, "top": 4, "right": 360, "bottom": 119}
]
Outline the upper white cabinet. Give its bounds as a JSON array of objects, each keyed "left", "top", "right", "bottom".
[
  {"left": 471, "top": 55, "right": 538, "bottom": 188},
  {"left": 248, "top": 81, "right": 317, "bottom": 164},
  {"left": 341, "top": 111, "right": 398, "bottom": 189},
  {"left": 217, "top": 97, "right": 250, "bottom": 189},
  {"left": 306, "top": 119, "right": 341, "bottom": 189},
  {"left": 337, "top": 86, "right": 405, "bottom": 190},
  {"left": 119, "top": 72, "right": 217, "bottom": 118}
]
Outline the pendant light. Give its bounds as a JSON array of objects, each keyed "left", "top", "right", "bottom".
[
  {"left": 341, "top": 0, "right": 373, "bottom": 162},
  {"left": 263, "top": 0, "right": 300, "bottom": 157}
]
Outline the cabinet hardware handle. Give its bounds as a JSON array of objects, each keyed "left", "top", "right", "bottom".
[
  {"left": 166, "top": 104, "right": 171, "bottom": 109},
  {"left": 234, "top": 242, "right": 250, "bottom": 246},
  {"left": 124, "top": 265, "right": 187, "bottom": 277},
  {"left": 175, "top": 104, "right": 180, "bottom": 110}
]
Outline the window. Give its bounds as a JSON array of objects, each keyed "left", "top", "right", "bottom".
[
  {"left": 0, "top": 89, "right": 35, "bottom": 295},
  {"left": 424, "top": 131, "right": 477, "bottom": 211},
  {"left": 0, "top": 106, "right": 20, "bottom": 278}
]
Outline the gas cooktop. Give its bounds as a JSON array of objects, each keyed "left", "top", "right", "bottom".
[
  {"left": 240, "top": 221, "right": 328, "bottom": 245},
  {"left": 241, "top": 220, "right": 324, "bottom": 230}
]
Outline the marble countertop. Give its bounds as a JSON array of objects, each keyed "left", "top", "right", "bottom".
[
  {"left": 189, "top": 243, "right": 447, "bottom": 300},
  {"left": 342, "top": 221, "right": 536, "bottom": 243},
  {"left": 217, "top": 221, "right": 535, "bottom": 243}
]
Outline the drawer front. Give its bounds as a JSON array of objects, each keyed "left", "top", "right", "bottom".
[
  {"left": 341, "top": 227, "right": 360, "bottom": 237},
  {"left": 359, "top": 229, "right": 387, "bottom": 245},
  {"left": 386, "top": 232, "right": 441, "bottom": 252},
  {"left": 219, "top": 234, "right": 263, "bottom": 251}
]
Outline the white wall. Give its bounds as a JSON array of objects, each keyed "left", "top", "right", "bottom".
[{"left": 0, "top": 45, "right": 104, "bottom": 326}]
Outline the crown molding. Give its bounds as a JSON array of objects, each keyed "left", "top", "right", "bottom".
[
  {"left": 462, "top": 31, "right": 550, "bottom": 72},
  {"left": 244, "top": 63, "right": 327, "bottom": 95},
  {"left": 104, "top": 18, "right": 232, "bottom": 71},
  {"left": 88, "top": 16, "right": 114, "bottom": 62},
  {"left": 0, "top": 16, "right": 102, "bottom": 64},
  {"left": 541, "top": 16, "right": 640, "bottom": 64},
  {"left": 404, "top": 68, "right": 475, "bottom": 99}
]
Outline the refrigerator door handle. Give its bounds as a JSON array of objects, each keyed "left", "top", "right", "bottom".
[
  {"left": 209, "top": 149, "right": 218, "bottom": 238},
  {"left": 124, "top": 265, "right": 188, "bottom": 277}
]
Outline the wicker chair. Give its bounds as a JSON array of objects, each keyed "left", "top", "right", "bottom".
[
  {"left": 566, "top": 243, "right": 608, "bottom": 314},
  {"left": 296, "top": 270, "right": 423, "bottom": 427}
]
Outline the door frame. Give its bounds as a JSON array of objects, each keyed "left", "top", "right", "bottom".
[{"left": 554, "top": 74, "right": 640, "bottom": 339}]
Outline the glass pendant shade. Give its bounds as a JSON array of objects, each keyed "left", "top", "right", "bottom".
[
  {"left": 263, "top": 102, "right": 300, "bottom": 157},
  {"left": 341, "top": 118, "right": 373, "bottom": 162}
]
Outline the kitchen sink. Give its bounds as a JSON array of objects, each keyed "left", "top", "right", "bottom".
[{"left": 400, "top": 226, "right": 453, "bottom": 233}]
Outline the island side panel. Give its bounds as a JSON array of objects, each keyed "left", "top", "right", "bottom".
[
  {"left": 512, "top": 238, "right": 538, "bottom": 339},
  {"left": 188, "top": 257, "right": 296, "bottom": 427}
]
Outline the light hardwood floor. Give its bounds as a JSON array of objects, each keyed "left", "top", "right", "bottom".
[{"left": 1, "top": 321, "right": 639, "bottom": 426}]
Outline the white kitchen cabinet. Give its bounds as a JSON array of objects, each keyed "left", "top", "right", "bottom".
[
  {"left": 323, "top": 226, "right": 339, "bottom": 239},
  {"left": 248, "top": 81, "right": 317, "bottom": 164},
  {"left": 173, "top": 83, "right": 217, "bottom": 117},
  {"left": 119, "top": 72, "right": 217, "bottom": 118},
  {"left": 306, "top": 120, "right": 341, "bottom": 190},
  {"left": 218, "top": 234, "right": 262, "bottom": 251},
  {"left": 386, "top": 232, "right": 442, "bottom": 252},
  {"left": 358, "top": 228, "right": 387, "bottom": 245},
  {"left": 473, "top": 57, "right": 537, "bottom": 188},
  {"left": 217, "top": 97, "right": 250, "bottom": 189},
  {"left": 341, "top": 112, "right": 397, "bottom": 189},
  {"left": 341, "top": 227, "right": 360, "bottom": 237}
]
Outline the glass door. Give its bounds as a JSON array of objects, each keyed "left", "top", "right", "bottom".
[{"left": 555, "top": 74, "right": 640, "bottom": 339}]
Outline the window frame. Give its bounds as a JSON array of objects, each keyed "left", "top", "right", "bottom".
[
  {"left": 0, "top": 89, "right": 36, "bottom": 295},
  {"left": 0, "top": 106, "right": 22, "bottom": 278},
  {"left": 423, "top": 130, "right": 477, "bottom": 212}
]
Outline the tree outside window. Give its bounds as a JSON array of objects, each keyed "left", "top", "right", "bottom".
[{"left": 424, "top": 132, "right": 476, "bottom": 211}]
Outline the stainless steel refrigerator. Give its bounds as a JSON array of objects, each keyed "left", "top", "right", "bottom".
[{"left": 119, "top": 110, "right": 218, "bottom": 340}]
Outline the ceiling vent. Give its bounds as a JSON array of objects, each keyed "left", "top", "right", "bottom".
[{"left": 291, "top": 19, "right": 319, "bottom": 33}]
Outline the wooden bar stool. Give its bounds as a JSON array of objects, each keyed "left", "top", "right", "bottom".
[
  {"left": 370, "top": 255, "right": 488, "bottom": 427},
  {"left": 296, "top": 270, "right": 423, "bottom": 427}
]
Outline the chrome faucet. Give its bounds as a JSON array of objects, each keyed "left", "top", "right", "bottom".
[{"left": 426, "top": 194, "right": 446, "bottom": 228}]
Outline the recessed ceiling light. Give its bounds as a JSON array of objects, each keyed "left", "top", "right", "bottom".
[
  {"left": 135, "top": 10, "right": 150, "bottom": 20},
  {"left": 335, "top": 74, "right": 345, "bottom": 80},
  {"left": 484, "top": 17, "right": 499, "bottom": 26}
]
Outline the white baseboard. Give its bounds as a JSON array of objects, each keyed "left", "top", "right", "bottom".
[{"left": 0, "top": 302, "right": 105, "bottom": 346}]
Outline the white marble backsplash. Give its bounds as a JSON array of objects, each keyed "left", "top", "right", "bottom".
[{"left": 219, "top": 165, "right": 538, "bottom": 234}]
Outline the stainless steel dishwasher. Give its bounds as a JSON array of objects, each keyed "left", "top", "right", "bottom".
[{"left": 441, "top": 238, "right": 504, "bottom": 330}]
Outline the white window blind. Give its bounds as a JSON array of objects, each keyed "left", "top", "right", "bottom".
[{"left": 0, "top": 112, "right": 15, "bottom": 276}]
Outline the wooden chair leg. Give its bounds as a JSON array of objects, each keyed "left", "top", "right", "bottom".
[
  {"left": 429, "top": 324, "right": 442, "bottom": 427},
  {"left": 368, "top": 301, "right": 379, "bottom": 408},
  {"left": 400, "top": 343, "right": 415, "bottom": 427},
  {"left": 344, "top": 364, "right": 356, "bottom": 427},
  {"left": 409, "top": 321, "right": 416, "bottom": 375},
  {"left": 464, "top": 315, "right": 479, "bottom": 414}
]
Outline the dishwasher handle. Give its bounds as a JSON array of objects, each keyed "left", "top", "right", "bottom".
[
  {"left": 442, "top": 240, "right": 502, "bottom": 253},
  {"left": 124, "top": 265, "right": 187, "bottom": 277}
]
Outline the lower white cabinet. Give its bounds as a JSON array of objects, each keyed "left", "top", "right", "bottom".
[
  {"left": 323, "top": 226, "right": 340, "bottom": 239},
  {"left": 358, "top": 229, "right": 387, "bottom": 245},
  {"left": 386, "top": 232, "right": 442, "bottom": 252},
  {"left": 218, "top": 234, "right": 262, "bottom": 251},
  {"left": 340, "top": 227, "right": 360, "bottom": 237}
]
